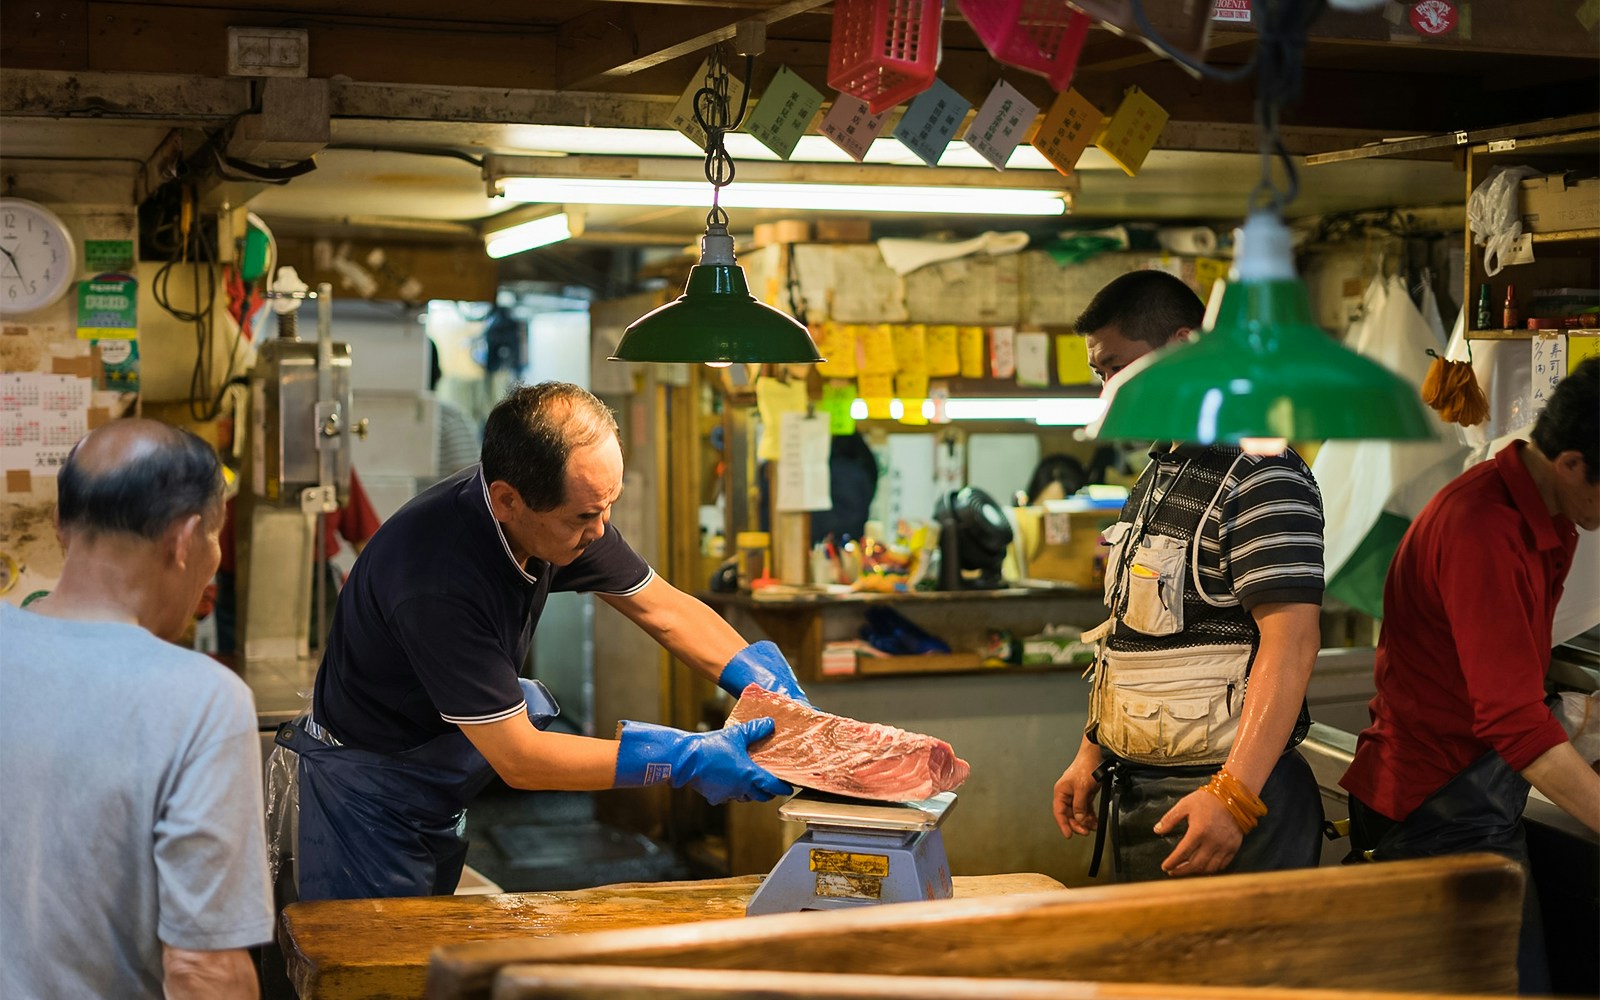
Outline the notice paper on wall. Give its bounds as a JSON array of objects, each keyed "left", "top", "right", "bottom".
[
  {"left": 1, "top": 373, "right": 91, "bottom": 480},
  {"left": 775, "top": 411, "right": 833, "bottom": 513},
  {"left": 1531, "top": 334, "right": 1566, "bottom": 408}
]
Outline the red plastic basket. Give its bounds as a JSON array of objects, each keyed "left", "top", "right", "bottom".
[
  {"left": 827, "top": 0, "right": 945, "bottom": 115},
  {"left": 956, "top": 0, "right": 1092, "bottom": 91}
]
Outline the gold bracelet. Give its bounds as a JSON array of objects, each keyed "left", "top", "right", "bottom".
[{"left": 1203, "top": 768, "right": 1268, "bottom": 834}]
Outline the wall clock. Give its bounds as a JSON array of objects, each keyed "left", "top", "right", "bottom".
[{"left": 0, "top": 197, "right": 78, "bottom": 317}]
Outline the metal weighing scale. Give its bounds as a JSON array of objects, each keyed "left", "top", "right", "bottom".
[{"left": 745, "top": 790, "right": 957, "bottom": 916}]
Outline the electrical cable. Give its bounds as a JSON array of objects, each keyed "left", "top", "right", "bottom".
[{"left": 692, "top": 47, "right": 756, "bottom": 229}]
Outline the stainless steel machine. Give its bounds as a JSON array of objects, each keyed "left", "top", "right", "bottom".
[
  {"left": 238, "top": 280, "right": 366, "bottom": 661},
  {"left": 745, "top": 790, "right": 957, "bottom": 916}
]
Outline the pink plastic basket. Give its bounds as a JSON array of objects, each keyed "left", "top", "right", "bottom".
[
  {"left": 956, "top": 0, "right": 1092, "bottom": 91},
  {"left": 827, "top": 0, "right": 945, "bottom": 115}
]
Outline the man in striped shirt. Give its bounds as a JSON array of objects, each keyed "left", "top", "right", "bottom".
[{"left": 1052, "top": 270, "right": 1325, "bottom": 881}]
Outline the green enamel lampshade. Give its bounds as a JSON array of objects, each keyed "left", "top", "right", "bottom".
[
  {"left": 1093, "top": 213, "right": 1434, "bottom": 444},
  {"left": 611, "top": 223, "right": 822, "bottom": 365}
]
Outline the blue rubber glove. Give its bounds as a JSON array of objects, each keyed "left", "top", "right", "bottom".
[
  {"left": 614, "top": 718, "right": 793, "bottom": 806},
  {"left": 718, "top": 640, "right": 809, "bottom": 703}
]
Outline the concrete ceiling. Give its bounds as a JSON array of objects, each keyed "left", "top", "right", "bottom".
[{"left": 0, "top": 1, "right": 1594, "bottom": 252}]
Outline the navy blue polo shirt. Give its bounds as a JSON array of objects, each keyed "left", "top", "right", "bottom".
[{"left": 313, "top": 466, "right": 653, "bottom": 753}]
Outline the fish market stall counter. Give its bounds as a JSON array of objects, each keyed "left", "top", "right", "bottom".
[
  {"left": 705, "top": 589, "right": 1107, "bottom": 884},
  {"left": 278, "top": 873, "right": 1066, "bottom": 1000}
]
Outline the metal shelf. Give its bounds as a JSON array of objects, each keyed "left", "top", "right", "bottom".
[{"left": 1467, "top": 329, "right": 1600, "bottom": 340}]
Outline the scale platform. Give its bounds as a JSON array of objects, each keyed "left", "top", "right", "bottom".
[{"left": 744, "top": 789, "right": 957, "bottom": 917}]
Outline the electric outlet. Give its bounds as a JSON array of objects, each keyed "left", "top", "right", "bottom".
[{"left": 227, "top": 27, "right": 309, "bottom": 78}]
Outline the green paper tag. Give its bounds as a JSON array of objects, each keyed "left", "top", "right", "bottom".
[
  {"left": 744, "top": 66, "right": 824, "bottom": 160},
  {"left": 97, "top": 337, "right": 140, "bottom": 392},
  {"left": 819, "top": 382, "right": 857, "bottom": 435},
  {"left": 77, "top": 273, "right": 138, "bottom": 339},
  {"left": 84, "top": 239, "right": 135, "bottom": 274}
]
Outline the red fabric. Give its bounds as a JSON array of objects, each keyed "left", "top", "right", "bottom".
[
  {"left": 218, "top": 468, "right": 382, "bottom": 573},
  {"left": 1341, "top": 441, "right": 1577, "bottom": 822}
]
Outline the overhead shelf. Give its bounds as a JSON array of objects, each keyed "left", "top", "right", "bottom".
[{"left": 1467, "top": 329, "right": 1600, "bottom": 340}]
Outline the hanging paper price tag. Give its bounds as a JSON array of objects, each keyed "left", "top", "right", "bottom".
[
  {"left": 964, "top": 80, "right": 1039, "bottom": 171},
  {"left": 989, "top": 326, "right": 1016, "bottom": 379},
  {"left": 1095, "top": 86, "right": 1169, "bottom": 177},
  {"left": 745, "top": 66, "right": 825, "bottom": 160},
  {"left": 893, "top": 324, "right": 928, "bottom": 375},
  {"left": 666, "top": 58, "right": 747, "bottom": 151},
  {"left": 815, "top": 322, "right": 860, "bottom": 378},
  {"left": 819, "top": 382, "right": 858, "bottom": 434},
  {"left": 1033, "top": 88, "right": 1103, "bottom": 177},
  {"left": 925, "top": 325, "right": 961, "bottom": 377},
  {"left": 892, "top": 79, "right": 971, "bottom": 168},
  {"left": 1015, "top": 331, "right": 1051, "bottom": 387},
  {"left": 1055, "top": 334, "right": 1094, "bottom": 386},
  {"left": 959, "top": 326, "right": 987, "bottom": 378},
  {"left": 819, "top": 95, "right": 890, "bottom": 163},
  {"left": 858, "top": 324, "right": 898, "bottom": 375}
]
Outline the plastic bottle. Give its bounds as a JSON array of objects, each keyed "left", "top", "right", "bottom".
[
  {"left": 1475, "top": 284, "right": 1492, "bottom": 330},
  {"left": 1503, "top": 285, "right": 1520, "bottom": 330}
]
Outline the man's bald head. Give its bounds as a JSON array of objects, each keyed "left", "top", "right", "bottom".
[{"left": 57, "top": 419, "right": 224, "bottom": 540}]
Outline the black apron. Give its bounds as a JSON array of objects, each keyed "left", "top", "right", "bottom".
[
  {"left": 1090, "top": 749, "right": 1323, "bottom": 882},
  {"left": 1346, "top": 750, "right": 1549, "bottom": 994},
  {"left": 281, "top": 677, "right": 558, "bottom": 901}
]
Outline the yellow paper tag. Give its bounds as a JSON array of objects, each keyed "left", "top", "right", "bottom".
[
  {"left": 926, "top": 324, "right": 961, "bottom": 376},
  {"left": 1055, "top": 333, "right": 1094, "bottom": 386},
  {"left": 1033, "top": 88, "right": 1104, "bottom": 177},
  {"left": 895, "top": 372, "right": 929, "bottom": 399},
  {"left": 893, "top": 324, "right": 928, "bottom": 374},
  {"left": 1095, "top": 86, "right": 1168, "bottom": 177},
  {"left": 859, "top": 324, "right": 898, "bottom": 375},
  {"left": 1569, "top": 334, "right": 1600, "bottom": 373},
  {"left": 754, "top": 376, "right": 810, "bottom": 462},
  {"left": 958, "top": 326, "right": 987, "bottom": 378},
  {"left": 857, "top": 372, "right": 895, "bottom": 401},
  {"left": 815, "top": 322, "right": 859, "bottom": 378},
  {"left": 1195, "top": 257, "right": 1229, "bottom": 301}
]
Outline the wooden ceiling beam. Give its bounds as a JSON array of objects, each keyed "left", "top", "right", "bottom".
[{"left": 556, "top": 0, "right": 832, "bottom": 90}]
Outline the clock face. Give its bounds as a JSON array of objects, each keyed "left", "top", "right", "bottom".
[{"left": 0, "top": 198, "right": 78, "bottom": 317}]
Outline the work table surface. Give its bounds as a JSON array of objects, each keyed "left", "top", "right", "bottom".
[{"left": 280, "top": 872, "right": 1065, "bottom": 1000}]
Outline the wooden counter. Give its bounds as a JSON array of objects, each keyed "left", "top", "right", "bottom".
[{"left": 279, "top": 872, "right": 1064, "bottom": 1000}]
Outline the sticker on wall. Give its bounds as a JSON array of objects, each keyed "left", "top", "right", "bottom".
[
  {"left": 1409, "top": 0, "right": 1458, "bottom": 35},
  {"left": 1211, "top": 0, "right": 1251, "bottom": 21},
  {"left": 76, "top": 274, "right": 137, "bottom": 340}
]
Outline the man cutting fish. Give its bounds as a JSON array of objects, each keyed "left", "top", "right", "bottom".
[{"left": 278, "top": 382, "right": 806, "bottom": 901}]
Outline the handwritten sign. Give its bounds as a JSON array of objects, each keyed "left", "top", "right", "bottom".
[
  {"left": 815, "top": 322, "right": 859, "bottom": 378},
  {"left": 964, "top": 80, "right": 1039, "bottom": 171},
  {"left": 745, "top": 66, "right": 824, "bottom": 160},
  {"left": 1033, "top": 88, "right": 1104, "bottom": 177},
  {"left": 819, "top": 95, "right": 890, "bottom": 162},
  {"left": 989, "top": 326, "right": 1016, "bottom": 379},
  {"left": 1095, "top": 86, "right": 1168, "bottom": 177},
  {"left": 892, "top": 324, "right": 928, "bottom": 374},
  {"left": 892, "top": 79, "right": 970, "bottom": 168},
  {"left": 1568, "top": 334, "right": 1600, "bottom": 374},
  {"left": 666, "top": 58, "right": 747, "bottom": 151},
  {"left": 959, "top": 326, "right": 987, "bottom": 378},
  {"left": 926, "top": 325, "right": 961, "bottom": 376},
  {"left": 1531, "top": 334, "right": 1566, "bottom": 408}
]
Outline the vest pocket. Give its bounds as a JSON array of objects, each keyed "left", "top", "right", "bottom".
[
  {"left": 1100, "top": 521, "right": 1132, "bottom": 609},
  {"left": 1094, "top": 645, "right": 1250, "bottom": 766},
  {"left": 1121, "top": 535, "right": 1186, "bottom": 636}
]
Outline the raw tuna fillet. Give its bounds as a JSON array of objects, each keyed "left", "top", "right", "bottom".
[{"left": 726, "top": 684, "right": 970, "bottom": 801}]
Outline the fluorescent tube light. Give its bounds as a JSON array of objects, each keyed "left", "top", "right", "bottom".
[
  {"left": 847, "top": 397, "right": 1107, "bottom": 425},
  {"left": 484, "top": 212, "right": 573, "bottom": 258},
  {"left": 497, "top": 178, "right": 1066, "bottom": 217}
]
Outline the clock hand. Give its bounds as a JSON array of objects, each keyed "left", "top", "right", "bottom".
[{"left": 0, "top": 244, "right": 21, "bottom": 281}]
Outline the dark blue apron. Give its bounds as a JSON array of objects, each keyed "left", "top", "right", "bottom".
[
  {"left": 279, "top": 677, "right": 559, "bottom": 901},
  {"left": 1346, "top": 750, "right": 1549, "bottom": 994}
]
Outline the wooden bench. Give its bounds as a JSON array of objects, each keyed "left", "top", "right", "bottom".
[
  {"left": 278, "top": 873, "right": 1064, "bottom": 1000},
  {"left": 428, "top": 854, "right": 1524, "bottom": 1000}
]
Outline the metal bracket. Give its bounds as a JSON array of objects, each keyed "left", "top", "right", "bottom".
[
  {"left": 1487, "top": 138, "right": 1518, "bottom": 152},
  {"left": 299, "top": 485, "right": 339, "bottom": 514}
]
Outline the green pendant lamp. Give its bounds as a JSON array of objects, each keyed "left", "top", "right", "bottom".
[
  {"left": 1093, "top": 211, "right": 1434, "bottom": 444},
  {"left": 611, "top": 222, "right": 822, "bottom": 364},
  {"left": 610, "top": 42, "right": 822, "bottom": 367}
]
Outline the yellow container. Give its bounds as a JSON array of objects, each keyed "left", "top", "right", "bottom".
[{"left": 735, "top": 531, "right": 772, "bottom": 590}]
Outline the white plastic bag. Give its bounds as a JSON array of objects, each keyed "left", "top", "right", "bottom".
[{"left": 1467, "top": 165, "right": 1540, "bottom": 277}]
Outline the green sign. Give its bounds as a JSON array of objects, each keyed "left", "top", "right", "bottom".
[
  {"left": 77, "top": 273, "right": 138, "bottom": 339},
  {"left": 97, "top": 337, "right": 140, "bottom": 392},
  {"left": 84, "top": 239, "right": 135, "bottom": 274}
]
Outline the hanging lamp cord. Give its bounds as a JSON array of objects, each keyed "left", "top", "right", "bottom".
[
  {"left": 1130, "top": 0, "right": 1324, "bottom": 215},
  {"left": 694, "top": 47, "right": 757, "bottom": 229}
]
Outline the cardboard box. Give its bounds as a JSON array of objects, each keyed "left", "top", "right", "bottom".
[{"left": 1520, "top": 174, "right": 1600, "bottom": 234}]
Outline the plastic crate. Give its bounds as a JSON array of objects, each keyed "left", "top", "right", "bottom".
[
  {"left": 957, "top": 0, "right": 1092, "bottom": 91},
  {"left": 827, "top": 0, "right": 945, "bottom": 115}
]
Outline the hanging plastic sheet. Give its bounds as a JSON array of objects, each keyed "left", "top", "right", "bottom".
[{"left": 1313, "top": 274, "right": 1468, "bottom": 615}]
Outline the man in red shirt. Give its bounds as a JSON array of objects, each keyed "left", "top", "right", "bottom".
[{"left": 1341, "top": 357, "right": 1599, "bottom": 992}]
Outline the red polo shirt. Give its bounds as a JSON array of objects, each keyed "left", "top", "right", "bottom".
[{"left": 1341, "top": 441, "right": 1577, "bottom": 822}]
